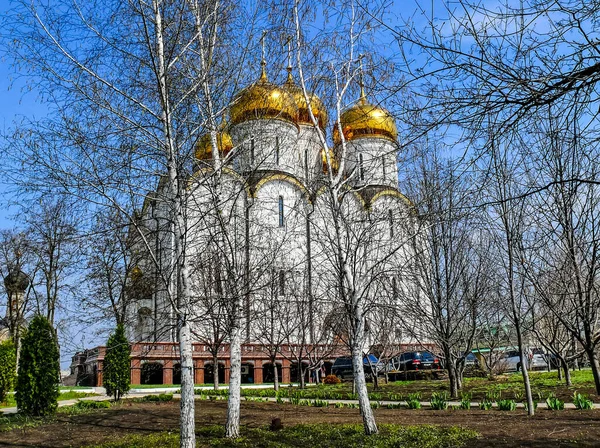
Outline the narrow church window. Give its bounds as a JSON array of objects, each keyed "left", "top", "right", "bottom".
[
  {"left": 278, "top": 195, "right": 284, "bottom": 227},
  {"left": 392, "top": 276, "right": 398, "bottom": 297},
  {"left": 250, "top": 136, "right": 255, "bottom": 164},
  {"left": 275, "top": 136, "right": 280, "bottom": 165},
  {"left": 382, "top": 155, "right": 386, "bottom": 177},
  {"left": 389, "top": 209, "right": 394, "bottom": 238},
  {"left": 359, "top": 154, "right": 365, "bottom": 181},
  {"left": 278, "top": 269, "right": 285, "bottom": 296}
]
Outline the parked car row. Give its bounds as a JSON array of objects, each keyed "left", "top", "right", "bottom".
[{"left": 330, "top": 347, "right": 551, "bottom": 381}]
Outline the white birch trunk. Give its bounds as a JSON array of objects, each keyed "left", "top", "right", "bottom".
[
  {"left": 225, "top": 310, "right": 242, "bottom": 438},
  {"left": 178, "top": 319, "right": 196, "bottom": 447},
  {"left": 351, "top": 344, "right": 378, "bottom": 435}
]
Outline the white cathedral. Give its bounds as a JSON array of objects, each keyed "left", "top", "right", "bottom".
[{"left": 90, "top": 61, "right": 421, "bottom": 386}]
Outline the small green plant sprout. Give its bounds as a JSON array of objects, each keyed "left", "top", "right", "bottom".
[
  {"left": 573, "top": 392, "right": 593, "bottom": 410},
  {"left": 430, "top": 392, "right": 449, "bottom": 410},
  {"left": 311, "top": 399, "right": 329, "bottom": 408},
  {"left": 486, "top": 390, "right": 501, "bottom": 401},
  {"left": 479, "top": 399, "right": 493, "bottom": 410},
  {"left": 406, "top": 392, "right": 422, "bottom": 410},
  {"left": 334, "top": 402, "right": 344, "bottom": 408},
  {"left": 459, "top": 393, "right": 471, "bottom": 410},
  {"left": 513, "top": 390, "right": 524, "bottom": 402},
  {"left": 497, "top": 399, "right": 517, "bottom": 411},
  {"left": 386, "top": 403, "right": 402, "bottom": 409},
  {"left": 545, "top": 394, "right": 565, "bottom": 411},
  {"left": 405, "top": 396, "right": 421, "bottom": 409}
]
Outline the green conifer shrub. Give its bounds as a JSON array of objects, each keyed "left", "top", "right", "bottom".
[
  {"left": 16, "top": 315, "right": 60, "bottom": 416},
  {"left": 0, "top": 340, "right": 17, "bottom": 403},
  {"left": 103, "top": 323, "right": 131, "bottom": 401}
]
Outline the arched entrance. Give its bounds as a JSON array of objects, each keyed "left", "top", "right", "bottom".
[
  {"left": 241, "top": 362, "right": 254, "bottom": 384},
  {"left": 173, "top": 363, "right": 182, "bottom": 385},
  {"left": 262, "top": 362, "right": 282, "bottom": 383},
  {"left": 323, "top": 361, "right": 333, "bottom": 376},
  {"left": 204, "top": 362, "right": 225, "bottom": 384},
  {"left": 290, "top": 362, "right": 309, "bottom": 383},
  {"left": 141, "top": 362, "right": 163, "bottom": 385}
]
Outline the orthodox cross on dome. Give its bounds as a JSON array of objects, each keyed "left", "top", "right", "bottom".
[
  {"left": 285, "top": 38, "right": 294, "bottom": 82},
  {"left": 260, "top": 30, "right": 268, "bottom": 80},
  {"left": 358, "top": 54, "right": 367, "bottom": 105}
]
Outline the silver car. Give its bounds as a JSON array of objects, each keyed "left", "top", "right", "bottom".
[{"left": 500, "top": 349, "right": 548, "bottom": 372}]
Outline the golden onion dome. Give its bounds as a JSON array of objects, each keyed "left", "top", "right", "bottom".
[
  {"left": 230, "top": 63, "right": 298, "bottom": 126},
  {"left": 283, "top": 70, "right": 328, "bottom": 129},
  {"left": 194, "top": 132, "right": 233, "bottom": 161},
  {"left": 321, "top": 148, "right": 339, "bottom": 175},
  {"left": 130, "top": 266, "right": 143, "bottom": 280},
  {"left": 332, "top": 89, "right": 398, "bottom": 145}
]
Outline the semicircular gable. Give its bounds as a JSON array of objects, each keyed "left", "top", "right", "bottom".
[
  {"left": 312, "top": 184, "right": 369, "bottom": 210},
  {"left": 188, "top": 166, "right": 252, "bottom": 197},
  {"left": 252, "top": 172, "right": 311, "bottom": 202},
  {"left": 370, "top": 188, "right": 414, "bottom": 210}
]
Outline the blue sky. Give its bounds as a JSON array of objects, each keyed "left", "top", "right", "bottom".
[{"left": 0, "top": 0, "right": 50, "bottom": 229}]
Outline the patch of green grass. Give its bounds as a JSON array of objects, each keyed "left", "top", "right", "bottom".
[
  {"left": 57, "top": 400, "right": 113, "bottom": 416},
  {"left": 0, "top": 413, "right": 56, "bottom": 432},
  {"left": 132, "top": 393, "right": 174, "bottom": 403},
  {"left": 130, "top": 384, "right": 189, "bottom": 389},
  {"left": 0, "top": 395, "right": 16, "bottom": 408},
  {"left": 57, "top": 391, "right": 98, "bottom": 401},
  {"left": 59, "top": 386, "right": 95, "bottom": 390},
  {"left": 85, "top": 424, "right": 479, "bottom": 448},
  {"left": 0, "top": 391, "right": 96, "bottom": 408}
]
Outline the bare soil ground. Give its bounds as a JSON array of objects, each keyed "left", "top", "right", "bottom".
[{"left": 1, "top": 400, "right": 599, "bottom": 447}]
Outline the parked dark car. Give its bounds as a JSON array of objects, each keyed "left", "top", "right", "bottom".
[
  {"left": 388, "top": 351, "right": 441, "bottom": 372},
  {"left": 463, "top": 352, "right": 479, "bottom": 367},
  {"left": 331, "top": 355, "right": 380, "bottom": 380}
]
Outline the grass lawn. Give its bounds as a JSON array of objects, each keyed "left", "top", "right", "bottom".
[
  {"left": 196, "top": 369, "right": 598, "bottom": 403},
  {"left": 2, "top": 399, "right": 599, "bottom": 447},
  {"left": 84, "top": 424, "right": 478, "bottom": 448},
  {"left": 0, "top": 391, "right": 98, "bottom": 409}
]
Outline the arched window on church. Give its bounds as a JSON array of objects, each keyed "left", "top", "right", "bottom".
[
  {"left": 278, "top": 196, "right": 284, "bottom": 227},
  {"left": 275, "top": 136, "right": 280, "bottom": 165},
  {"left": 250, "top": 136, "right": 255, "bottom": 164},
  {"left": 388, "top": 209, "right": 394, "bottom": 238},
  {"left": 382, "top": 155, "right": 386, "bottom": 177},
  {"left": 359, "top": 154, "right": 365, "bottom": 181}
]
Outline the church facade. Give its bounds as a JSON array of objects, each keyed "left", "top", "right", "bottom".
[{"left": 78, "top": 62, "right": 425, "bottom": 387}]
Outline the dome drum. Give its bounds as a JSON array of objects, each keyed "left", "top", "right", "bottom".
[{"left": 230, "top": 119, "right": 300, "bottom": 176}]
